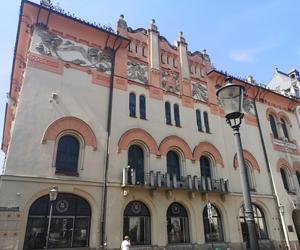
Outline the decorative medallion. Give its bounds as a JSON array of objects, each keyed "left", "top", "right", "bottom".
[
  {"left": 31, "top": 27, "right": 112, "bottom": 74},
  {"left": 171, "top": 203, "right": 181, "bottom": 215},
  {"left": 131, "top": 201, "right": 142, "bottom": 214},
  {"left": 161, "top": 70, "right": 180, "bottom": 94},
  {"left": 127, "top": 60, "right": 148, "bottom": 84},
  {"left": 56, "top": 199, "right": 69, "bottom": 213},
  {"left": 191, "top": 81, "right": 208, "bottom": 102}
]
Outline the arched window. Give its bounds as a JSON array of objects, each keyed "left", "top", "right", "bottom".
[
  {"left": 280, "top": 168, "right": 290, "bottom": 192},
  {"left": 239, "top": 204, "right": 268, "bottom": 247},
  {"left": 129, "top": 93, "right": 136, "bottom": 117},
  {"left": 167, "top": 151, "right": 180, "bottom": 181},
  {"left": 167, "top": 202, "right": 190, "bottom": 244},
  {"left": 280, "top": 118, "right": 290, "bottom": 141},
  {"left": 128, "top": 145, "right": 144, "bottom": 184},
  {"left": 174, "top": 104, "right": 180, "bottom": 127},
  {"left": 165, "top": 102, "right": 172, "bottom": 125},
  {"left": 24, "top": 193, "right": 91, "bottom": 250},
  {"left": 123, "top": 201, "right": 151, "bottom": 245},
  {"left": 203, "top": 203, "right": 223, "bottom": 242},
  {"left": 296, "top": 171, "right": 300, "bottom": 187},
  {"left": 245, "top": 163, "right": 255, "bottom": 191},
  {"left": 269, "top": 115, "right": 278, "bottom": 139},
  {"left": 204, "top": 111, "right": 210, "bottom": 133},
  {"left": 200, "top": 156, "right": 211, "bottom": 179},
  {"left": 196, "top": 110, "right": 202, "bottom": 131},
  {"left": 55, "top": 135, "right": 80, "bottom": 174},
  {"left": 139, "top": 95, "right": 146, "bottom": 119}
]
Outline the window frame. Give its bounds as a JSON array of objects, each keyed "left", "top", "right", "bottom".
[
  {"left": 129, "top": 92, "right": 136, "bottom": 117},
  {"left": 128, "top": 144, "right": 145, "bottom": 185},
  {"left": 165, "top": 102, "right": 172, "bottom": 125},
  {"left": 203, "top": 111, "right": 210, "bottom": 133},
  {"left": 203, "top": 204, "right": 224, "bottom": 242},
  {"left": 52, "top": 131, "right": 85, "bottom": 174},
  {"left": 280, "top": 168, "right": 291, "bottom": 192},
  {"left": 269, "top": 114, "right": 279, "bottom": 139},
  {"left": 280, "top": 118, "right": 290, "bottom": 141},
  {"left": 174, "top": 103, "right": 180, "bottom": 127},
  {"left": 196, "top": 109, "right": 202, "bottom": 132},
  {"left": 139, "top": 95, "right": 146, "bottom": 120}
]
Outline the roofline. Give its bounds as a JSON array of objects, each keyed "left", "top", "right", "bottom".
[{"left": 207, "top": 69, "right": 300, "bottom": 104}]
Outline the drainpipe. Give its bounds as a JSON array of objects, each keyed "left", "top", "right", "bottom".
[
  {"left": 100, "top": 35, "right": 124, "bottom": 248},
  {"left": 253, "top": 89, "right": 291, "bottom": 249}
]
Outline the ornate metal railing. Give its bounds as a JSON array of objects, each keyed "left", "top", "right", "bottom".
[{"left": 122, "top": 168, "right": 229, "bottom": 193}]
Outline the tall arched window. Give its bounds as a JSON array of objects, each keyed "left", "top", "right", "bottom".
[
  {"left": 129, "top": 93, "right": 136, "bottom": 117},
  {"left": 174, "top": 104, "right": 180, "bottom": 127},
  {"left": 167, "top": 203, "right": 190, "bottom": 244},
  {"left": 203, "top": 203, "right": 223, "bottom": 242},
  {"left": 204, "top": 111, "right": 210, "bottom": 133},
  {"left": 55, "top": 135, "right": 80, "bottom": 174},
  {"left": 165, "top": 102, "right": 172, "bottom": 125},
  {"left": 280, "top": 168, "right": 290, "bottom": 192},
  {"left": 128, "top": 145, "right": 144, "bottom": 184},
  {"left": 239, "top": 204, "right": 268, "bottom": 247},
  {"left": 297, "top": 171, "right": 300, "bottom": 187},
  {"left": 269, "top": 114, "right": 278, "bottom": 139},
  {"left": 123, "top": 201, "right": 151, "bottom": 245},
  {"left": 196, "top": 110, "right": 202, "bottom": 131},
  {"left": 139, "top": 95, "right": 146, "bottom": 119},
  {"left": 280, "top": 118, "right": 290, "bottom": 141},
  {"left": 167, "top": 151, "right": 180, "bottom": 181},
  {"left": 200, "top": 156, "right": 211, "bottom": 179},
  {"left": 24, "top": 194, "right": 91, "bottom": 250}
]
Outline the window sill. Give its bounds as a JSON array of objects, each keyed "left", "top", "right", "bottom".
[{"left": 55, "top": 170, "right": 79, "bottom": 176}]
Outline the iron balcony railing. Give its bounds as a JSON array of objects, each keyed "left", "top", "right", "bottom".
[{"left": 122, "top": 168, "right": 229, "bottom": 193}]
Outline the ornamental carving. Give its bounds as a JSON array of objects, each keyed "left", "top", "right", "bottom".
[
  {"left": 127, "top": 60, "right": 148, "bottom": 84},
  {"left": 161, "top": 70, "right": 180, "bottom": 94},
  {"left": 191, "top": 81, "right": 208, "bottom": 102},
  {"left": 31, "top": 27, "right": 112, "bottom": 74},
  {"left": 243, "top": 98, "right": 256, "bottom": 116}
]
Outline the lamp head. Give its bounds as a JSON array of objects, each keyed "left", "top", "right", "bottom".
[{"left": 49, "top": 186, "right": 58, "bottom": 202}]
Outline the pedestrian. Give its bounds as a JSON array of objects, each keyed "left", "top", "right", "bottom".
[{"left": 121, "top": 235, "right": 130, "bottom": 250}]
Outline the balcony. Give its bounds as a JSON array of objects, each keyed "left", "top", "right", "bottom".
[{"left": 122, "top": 168, "right": 229, "bottom": 194}]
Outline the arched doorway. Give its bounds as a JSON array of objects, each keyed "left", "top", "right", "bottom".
[
  {"left": 24, "top": 193, "right": 91, "bottom": 249},
  {"left": 292, "top": 209, "right": 300, "bottom": 244}
]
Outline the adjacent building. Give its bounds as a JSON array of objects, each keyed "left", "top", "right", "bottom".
[{"left": 1, "top": 1, "right": 300, "bottom": 249}]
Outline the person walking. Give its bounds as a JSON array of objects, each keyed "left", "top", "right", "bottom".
[{"left": 121, "top": 235, "right": 131, "bottom": 250}]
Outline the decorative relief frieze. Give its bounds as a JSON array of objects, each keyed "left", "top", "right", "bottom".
[
  {"left": 191, "top": 81, "right": 208, "bottom": 102},
  {"left": 127, "top": 60, "right": 148, "bottom": 84},
  {"left": 161, "top": 70, "right": 180, "bottom": 94},
  {"left": 31, "top": 27, "right": 112, "bottom": 74}
]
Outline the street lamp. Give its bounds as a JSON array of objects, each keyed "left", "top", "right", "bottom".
[
  {"left": 45, "top": 186, "right": 58, "bottom": 250},
  {"left": 216, "top": 77, "right": 259, "bottom": 250}
]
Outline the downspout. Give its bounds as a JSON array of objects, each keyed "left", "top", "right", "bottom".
[
  {"left": 100, "top": 35, "right": 126, "bottom": 248},
  {"left": 253, "top": 89, "right": 290, "bottom": 249}
]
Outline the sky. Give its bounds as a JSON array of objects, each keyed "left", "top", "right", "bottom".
[{"left": 0, "top": 0, "right": 300, "bottom": 170}]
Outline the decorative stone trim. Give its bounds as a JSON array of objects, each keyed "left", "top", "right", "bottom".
[
  {"left": 233, "top": 150, "right": 260, "bottom": 173},
  {"left": 42, "top": 116, "right": 97, "bottom": 150},
  {"left": 276, "top": 158, "right": 294, "bottom": 173},
  {"left": 193, "top": 142, "right": 224, "bottom": 167}
]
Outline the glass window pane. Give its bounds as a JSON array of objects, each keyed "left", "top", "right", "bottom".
[
  {"left": 165, "top": 102, "right": 172, "bottom": 125},
  {"left": 269, "top": 115, "right": 278, "bottom": 139},
  {"left": 73, "top": 218, "right": 89, "bottom": 247},
  {"left": 140, "top": 95, "right": 146, "bottom": 119},
  {"left": 204, "top": 112, "right": 210, "bottom": 133},
  {"left": 129, "top": 93, "right": 136, "bottom": 117},
  {"left": 196, "top": 110, "right": 202, "bottom": 131},
  {"left": 128, "top": 145, "right": 144, "bottom": 184},
  {"left": 167, "top": 151, "right": 180, "bottom": 181},
  {"left": 174, "top": 104, "right": 180, "bottom": 127}
]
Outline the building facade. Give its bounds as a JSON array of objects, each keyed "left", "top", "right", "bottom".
[{"left": 0, "top": 1, "right": 300, "bottom": 250}]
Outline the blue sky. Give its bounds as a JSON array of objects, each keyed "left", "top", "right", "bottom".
[{"left": 0, "top": 0, "right": 299, "bottom": 169}]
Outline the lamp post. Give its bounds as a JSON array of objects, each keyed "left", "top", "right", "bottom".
[
  {"left": 216, "top": 77, "right": 259, "bottom": 250},
  {"left": 45, "top": 187, "right": 58, "bottom": 250}
]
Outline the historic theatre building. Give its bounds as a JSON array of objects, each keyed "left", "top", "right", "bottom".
[{"left": 0, "top": 1, "right": 300, "bottom": 249}]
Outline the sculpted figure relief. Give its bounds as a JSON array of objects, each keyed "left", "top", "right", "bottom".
[
  {"left": 161, "top": 70, "right": 180, "bottom": 94},
  {"left": 32, "top": 27, "right": 112, "bottom": 74},
  {"left": 192, "top": 81, "right": 208, "bottom": 102},
  {"left": 127, "top": 60, "right": 148, "bottom": 84}
]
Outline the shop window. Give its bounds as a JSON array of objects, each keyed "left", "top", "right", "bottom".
[
  {"left": 196, "top": 110, "right": 202, "bottom": 131},
  {"left": 167, "top": 203, "right": 190, "bottom": 244},
  {"left": 128, "top": 145, "right": 145, "bottom": 184},
  {"left": 204, "top": 111, "right": 210, "bottom": 133},
  {"left": 239, "top": 204, "right": 268, "bottom": 248},
  {"left": 129, "top": 93, "right": 136, "bottom": 117},
  {"left": 24, "top": 194, "right": 91, "bottom": 250},
  {"left": 269, "top": 114, "right": 278, "bottom": 139},
  {"left": 123, "top": 201, "right": 151, "bottom": 245},
  {"left": 55, "top": 135, "right": 79, "bottom": 174},
  {"left": 203, "top": 203, "right": 223, "bottom": 242},
  {"left": 139, "top": 95, "right": 146, "bottom": 119},
  {"left": 167, "top": 151, "right": 181, "bottom": 181},
  {"left": 174, "top": 104, "right": 180, "bottom": 127},
  {"left": 165, "top": 102, "right": 172, "bottom": 125}
]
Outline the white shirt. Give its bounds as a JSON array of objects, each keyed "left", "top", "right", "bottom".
[{"left": 121, "top": 239, "right": 130, "bottom": 250}]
